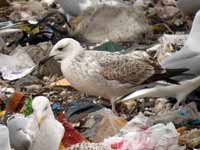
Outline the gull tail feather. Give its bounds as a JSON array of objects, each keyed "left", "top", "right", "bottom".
[
  {"left": 165, "top": 68, "right": 190, "bottom": 77},
  {"left": 147, "top": 68, "right": 190, "bottom": 85},
  {"left": 121, "top": 87, "right": 161, "bottom": 102}
]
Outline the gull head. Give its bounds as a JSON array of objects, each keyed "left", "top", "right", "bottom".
[
  {"left": 187, "top": 10, "right": 200, "bottom": 50},
  {"left": 32, "top": 96, "right": 52, "bottom": 126},
  {"left": 192, "top": 10, "right": 200, "bottom": 30},
  {"left": 49, "top": 38, "right": 83, "bottom": 62}
]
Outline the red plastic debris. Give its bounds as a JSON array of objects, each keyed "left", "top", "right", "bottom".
[
  {"left": 111, "top": 140, "right": 124, "bottom": 149},
  {"left": 6, "top": 92, "right": 25, "bottom": 113},
  {"left": 58, "top": 112, "right": 88, "bottom": 147}
]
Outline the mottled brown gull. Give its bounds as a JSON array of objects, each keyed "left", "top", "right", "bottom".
[
  {"left": 49, "top": 38, "right": 186, "bottom": 111},
  {"left": 55, "top": 0, "right": 128, "bottom": 16}
]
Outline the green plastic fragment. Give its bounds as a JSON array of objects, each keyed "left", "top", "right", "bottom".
[
  {"left": 24, "top": 96, "right": 33, "bottom": 116},
  {"left": 95, "top": 41, "right": 125, "bottom": 52}
]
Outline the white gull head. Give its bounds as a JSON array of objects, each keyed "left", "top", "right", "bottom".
[
  {"left": 186, "top": 10, "right": 200, "bottom": 52},
  {"left": 32, "top": 96, "right": 54, "bottom": 126},
  {"left": 49, "top": 38, "right": 83, "bottom": 62}
]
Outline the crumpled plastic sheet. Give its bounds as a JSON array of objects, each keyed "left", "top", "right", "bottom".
[
  {"left": 0, "top": 66, "right": 35, "bottom": 81},
  {"left": 0, "top": 48, "right": 36, "bottom": 81},
  {"left": 152, "top": 102, "right": 200, "bottom": 126},
  {"left": 103, "top": 114, "right": 185, "bottom": 150}
]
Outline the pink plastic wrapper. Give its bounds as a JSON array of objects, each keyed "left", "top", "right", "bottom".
[{"left": 103, "top": 114, "right": 185, "bottom": 150}]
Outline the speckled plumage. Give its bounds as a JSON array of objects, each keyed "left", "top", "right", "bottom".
[
  {"left": 74, "top": 50, "right": 163, "bottom": 86},
  {"left": 49, "top": 38, "right": 184, "bottom": 110}
]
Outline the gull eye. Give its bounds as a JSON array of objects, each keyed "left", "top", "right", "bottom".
[
  {"left": 44, "top": 106, "right": 48, "bottom": 111},
  {"left": 58, "top": 47, "right": 63, "bottom": 51},
  {"left": 7, "top": 115, "right": 15, "bottom": 122}
]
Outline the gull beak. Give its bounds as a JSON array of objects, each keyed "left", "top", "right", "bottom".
[
  {"left": 36, "top": 113, "right": 43, "bottom": 127},
  {"left": 39, "top": 56, "right": 54, "bottom": 66}
]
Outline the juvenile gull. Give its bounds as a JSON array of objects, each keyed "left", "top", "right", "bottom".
[
  {"left": 161, "top": 10, "right": 200, "bottom": 80},
  {"left": 55, "top": 0, "right": 128, "bottom": 16},
  {"left": 29, "top": 96, "right": 64, "bottom": 150},
  {"left": 49, "top": 38, "right": 187, "bottom": 111}
]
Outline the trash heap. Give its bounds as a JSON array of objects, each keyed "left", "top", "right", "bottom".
[{"left": 0, "top": 0, "right": 200, "bottom": 150}]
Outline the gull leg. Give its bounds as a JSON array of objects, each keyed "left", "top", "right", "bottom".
[
  {"left": 111, "top": 98, "right": 117, "bottom": 114},
  {"left": 172, "top": 101, "right": 181, "bottom": 110},
  {"left": 172, "top": 94, "right": 186, "bottom": 110},
  {"left": 81, "top": 92, "right": 88, "bottom": 97}
]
